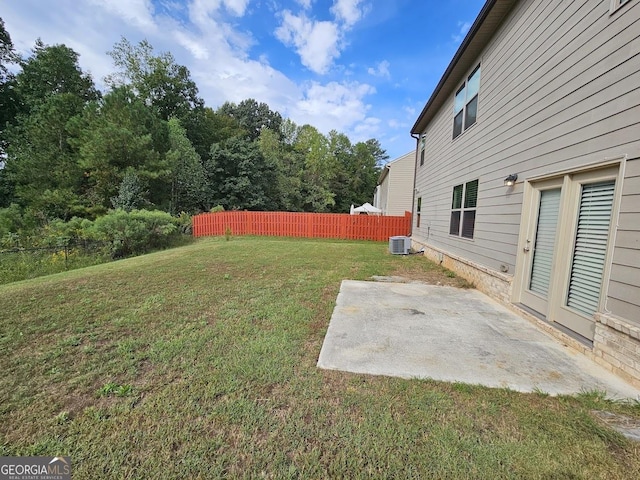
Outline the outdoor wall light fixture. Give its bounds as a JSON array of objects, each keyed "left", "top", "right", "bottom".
[{"left": 504, "top": 174, "right": 518, "bottom": 187}]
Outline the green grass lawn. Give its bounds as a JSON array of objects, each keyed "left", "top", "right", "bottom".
[{"left": 1, "top": 237, "right": 639, "bottom": 479}]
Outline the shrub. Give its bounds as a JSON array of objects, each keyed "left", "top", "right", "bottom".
[
  {"left": 40, "top": 217, "right": 93, "bottom": 247},
  {"left": 0, "top": 204, "right": 23, "bottom": 239},
  {"left": 87, "top": 209, "right": 180, "bottom": 258},
  {"left": 175, "top": 211, "right": 193, "bottom": 235},
  {"left": 0, "top": 205, "right": 42, "bottom": 247}
]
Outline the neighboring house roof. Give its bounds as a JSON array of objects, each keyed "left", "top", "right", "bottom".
[
  {"left": 378, "top": 163, "right": 391, "bottom": 185},
  {"left": 411, "top": 0, "right": 518, "bottom": 135}
]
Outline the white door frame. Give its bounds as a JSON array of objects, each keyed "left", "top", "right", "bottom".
[{"left": 513, "top": 160, "right": 625, "bottom": 340}]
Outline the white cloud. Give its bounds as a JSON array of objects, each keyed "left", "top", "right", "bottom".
[
  {"left": 452, "top": 21, "right": 472, "bottom": 43},
  {"left": 367, "top": 60, "right": 390, "bottom": 79},
  {"left": 188, "top": 0, "right": 249, "bottom": 21},
  {"left": 330, "top": 0, "right": 365, "bottom": 27},
  {"left": 386, "top": 118, "right": 409, "bottom": 130},
  {"left": 295, "top": 0, "right": 313, "bottom": 9},
  {"left": 158, "top": 1, "right": 184, "bottom": 13},
  {"left": 403, "top": 106, "right": 416, "bottom": 116},
  {"left": 275, "top": 0, "right": 368, "bottom": 75},
  {"left": 2, "top": 0, "right": 382, "bottom": 153},
  {"left": 187, "top": 0, "right": 254, "bottom": 55},
  {"left": 294, "top": 81, "right": 375, "bottom": 132},
  {"left": 353, "top": 116, "right": 381, "bottom": 136},
  {"left": 87, "top": 0, "right": 157, "bottom": 33},
  {"left": 221, "top": 0, "right": 250, "bottom": 16},
  {"left": 275, "top": 11, "right": 340, "bottom": 75},
  {"left": 173, "top": 31, "right": 210, "bottom": 60}
]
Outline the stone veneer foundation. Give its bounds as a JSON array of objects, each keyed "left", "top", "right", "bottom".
[
  {"left": 412, "top": 240, "right": 513, "bottom": 304},
  {"left": 594, "top": 314, "right": 640, "bottom": 389},
  {"left": 412, "top": 239, "right": 640, "bottom": 389}
]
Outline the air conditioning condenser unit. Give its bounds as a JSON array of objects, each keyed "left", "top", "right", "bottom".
[{"left": 389, "top": 236, "right": 411, "bottom": 255}]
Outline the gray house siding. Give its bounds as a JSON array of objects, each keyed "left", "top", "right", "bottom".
[
  {"left": 414, "top": 0, "right": 640, "bottom": 276},
  {"left": 609, "top": 158, "right": 640, "bottom": 321},
  {"left": 412, "top": 0, "right": 640, "bottom": 384},
  {"left": 377, "top": 152, "right": 415, "bottom": 216}
]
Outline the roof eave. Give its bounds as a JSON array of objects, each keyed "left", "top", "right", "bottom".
[
  {"left": 378, "top": 163, "right": 391, "bottom": 184},
  {"left": 410, "top": 0, "right": 518, "bottom": 135}
]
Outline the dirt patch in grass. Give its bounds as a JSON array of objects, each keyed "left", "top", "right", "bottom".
[{"left": 387, "top": 255, "right": 473, "bottom": 288}]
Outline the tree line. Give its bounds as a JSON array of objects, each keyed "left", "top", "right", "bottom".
[{"left": 0, "top": 18, "right": 387, "bottom": 233}]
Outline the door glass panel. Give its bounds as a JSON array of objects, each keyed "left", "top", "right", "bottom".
[
  {"left": 566, "top": 181, "right": 615, "bottom": 317},
  {"left": 529, "top": 189, "right": 561, "bottom": 296}
]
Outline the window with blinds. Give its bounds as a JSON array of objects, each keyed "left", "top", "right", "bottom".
[
  {"left": 566, "top": 181, "right": 615, "bottom": 317},
  {"left": 449, "top": 179, "right": 478, "bottom": 239}
]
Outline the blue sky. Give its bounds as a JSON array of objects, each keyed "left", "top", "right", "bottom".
[{"left": 2, "top": 0, "right": 485, "bottom": 160}]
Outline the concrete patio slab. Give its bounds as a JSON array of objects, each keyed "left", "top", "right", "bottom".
[{"left": 317, "top": 280, "right": 640, "bottom": 399}]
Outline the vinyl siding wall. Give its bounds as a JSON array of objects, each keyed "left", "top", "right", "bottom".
[
  {"left": 379, "top": 152, "right": 415, "bottom": 216},
  {"left": 414, "top": 0, "right": 640, "bottom": 287},
  {"left": 609, "top": 157, "right": 640, "bottom": 322}
]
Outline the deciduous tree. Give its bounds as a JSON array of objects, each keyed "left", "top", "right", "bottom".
[
  {"left": 15, "top": 39, "right": 98, "bottom": 112},
  {"left": 0, "top": 17, "right": 19, "bottom": 155},
  {"left": 111, "top": 169, "right": 148, "bottom": 212},
  {"left": 258, "top": 127, "right": 303, "bottom": 211},
  {"left": 218, "top": 99, "right": 283, "bottom": 142},
  {"left": 166, "top": 117, "right": 206, "bottom": 214},
  {"left": 295, "top": 125, "right": 336, "bottom": 212},
  {"left": 206, "top": 137, "right": 276, "bottom": 211},
  {"left": 106, "top": 38, "right": 203, "bottom": 121}
]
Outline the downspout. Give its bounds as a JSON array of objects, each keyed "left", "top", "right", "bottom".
[{"left": 410, "top": 132, "right": 420, "bottom": 237}]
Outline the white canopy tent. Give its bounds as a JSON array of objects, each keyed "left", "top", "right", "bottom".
[{"left": 350, "top": 202, "right": 382, "bottom": 215}]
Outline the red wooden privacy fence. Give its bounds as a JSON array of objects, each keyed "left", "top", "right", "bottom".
[{"left": 193, "top": 211, "right": 412, "bottom": 242}]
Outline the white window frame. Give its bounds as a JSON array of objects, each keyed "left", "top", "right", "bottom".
[
  {"left": 453, "top": 64, "right": 481, "bottom": 139},
  {"left": 610, "top": 0, "right": 632, "bottom": 14},
  {"left": 449, "top": 179, "right": 478, "bottom": 239}
]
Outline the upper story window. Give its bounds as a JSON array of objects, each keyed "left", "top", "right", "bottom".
[
  {"left": 419, "top": 135, "right": 426, "bottom": 166},
  {"left": 453, "top": 64, "right": 481, "bottom": 139}
]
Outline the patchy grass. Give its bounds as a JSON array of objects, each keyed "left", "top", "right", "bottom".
[
  {"left": 1, "top": 237, "right": 639, "bottom": 479},
  {"left": 0, "top": 248, "right": 110, "bottom": 286}
]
